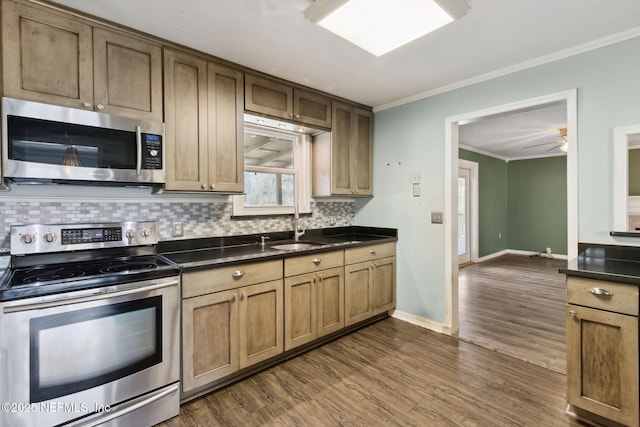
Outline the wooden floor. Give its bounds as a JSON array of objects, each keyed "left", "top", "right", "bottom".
[
  {"left": 157, "top": 317, "right": 584, "bottom": 427},
  {"left": 458, "top": 254, "right": 568, "bottom": 373}
]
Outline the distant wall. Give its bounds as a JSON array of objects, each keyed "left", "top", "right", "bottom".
[
  {"left": 459, "top": 149, "right": 567, "bottom": 256},
  {"left": 628, "top": 148, "right": 640, "bottom": 196},
  {"left": 458, "top": 149, "right": 508, "bottom": 257},
  {"left": 507, "top": 156, "right": 567, "bottom": 255}
]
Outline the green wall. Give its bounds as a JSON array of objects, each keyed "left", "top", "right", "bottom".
[
  {"left": 507, "top": 156, "right": 567, "bottom": 255},
  {"left": 458, "top": 149, "right": 507, "bottom": 256},
  {"left": 459, "top": 149, "right": 567, "bottom": 257},
  {"left": 628, "top": 148, "right": 640, "bottom": 196}
]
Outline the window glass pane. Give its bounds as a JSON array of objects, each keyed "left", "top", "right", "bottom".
[
  {"left": 243, "top": 126, "right": 297, "bottom": 208},
  {"left": 243, "top": 171, "right": 295, "bottom": 206},
  {"left": 244, "top": 130, "right": 294, "bottom": 169}
]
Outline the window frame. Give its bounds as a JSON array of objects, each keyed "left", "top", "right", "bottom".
[{"left": 232, "top": 124, "right": 312, "bottom": 216}]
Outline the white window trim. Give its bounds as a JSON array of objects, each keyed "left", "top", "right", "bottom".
[{"left": 232, "top": 126, "right": 312, "bottom": 216}]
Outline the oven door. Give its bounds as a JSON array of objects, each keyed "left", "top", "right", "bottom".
[{"left": 0, "top": 277, "right": 180, "bottom": 427}]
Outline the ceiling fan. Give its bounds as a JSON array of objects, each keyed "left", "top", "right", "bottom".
[{"left": 522, "top": 127, "right": 568, "bottom": 152}]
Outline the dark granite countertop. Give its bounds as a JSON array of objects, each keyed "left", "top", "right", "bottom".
[
  {"left": 560, "top": 243, "right": 640, "bottom": 285},
  {"left": 158, "top": 226, "right": 397, "bottom": 270}
]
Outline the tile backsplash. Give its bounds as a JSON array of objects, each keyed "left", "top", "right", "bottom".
[{"left": 0, "top": 199, "right": 354, "bottom": 251}]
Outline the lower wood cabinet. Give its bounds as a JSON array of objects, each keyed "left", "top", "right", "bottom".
[
  {"left": 181, "top": 260, "right": 283, "bottom": 393},
  {"left": 284, "top": 250, "right": 344, "bottom": 350},
  {"left": 566, "top": 277, "right": 639, "bottom": 427},
  {"left": 181, "top": 241, "right": 396, "bottom": 396},
  {"left": 345, "top": 243, "right": 396, "bottom": 326}
]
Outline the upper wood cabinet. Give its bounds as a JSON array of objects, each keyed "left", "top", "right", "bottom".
[
  {"left": 245, "top": 74, "right": 332, "bottom": 129},
  {"left": 2, "top": 0, "right": 162, "bottom": 121},
  {"left": 164, "top": 49, "right": 244, "bottom": 193},
  {"left": 312, "top": 102, "right": 373, "bottom": 197}
]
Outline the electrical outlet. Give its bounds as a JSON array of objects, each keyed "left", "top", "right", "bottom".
[
  {"left": 431, "top": 212, "right": 443, "bottom": 224},
  {"left": 172, "top": 221, "right": 184, "bottom": 237}
]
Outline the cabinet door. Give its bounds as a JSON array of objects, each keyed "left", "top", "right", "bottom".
[
  {"left": 207, "top": 63, "right": 244, "bottom": 193},
  {"left": 344, "top": 261, "right": 373, "bottom": 326},
  {"left": 353, "top": 108, "right": 373, "bottom": 196},
  {"left": 370, "top": 256, "right": 395, "bottom": 315},
  {"left": 182, "top": 290, "right": 239, "bottom": 393},
  {"left": 284, "top": 273, "right": 317, "bottom": 351},
  {"left": 294, "top": 89, "right": 332, "bottom": 128},
  {"left": 2, "top": 0, "right": 93, "bottom": 108},
  {"left": 239, "top": 280, "right": 283, "bottom": 368},
  {"left": 164, "top": 49, "right": 209, "bottom": 191},
  {"left": 566, "top": 304, "right": 639, "bottom": 427},
  {"left": 331, "top": 102, "right": 355, "bottom": 195},
  {"left": 93, "top": 28, "right": 162, "bottom": 121},
  {"left": 245, "top": 74, "right": 293, "bottom": 120},
  {"left": 317, "top": 266, "right": 345, "bottom": 337}
]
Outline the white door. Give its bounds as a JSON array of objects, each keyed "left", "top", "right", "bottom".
[{"left": 458, "top": 167, "right": 471, "bottom": 265}]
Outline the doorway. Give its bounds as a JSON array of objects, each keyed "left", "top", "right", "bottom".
[
  {"left": 458, "top": 159, "right": 478, "bottom": 266},
  {"left": 443, "top": 89, "right": 578, "bottom": 337}
]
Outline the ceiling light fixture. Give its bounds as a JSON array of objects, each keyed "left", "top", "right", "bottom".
[{"left": 303, "top": 0, "right": 470, "bottom": 56}]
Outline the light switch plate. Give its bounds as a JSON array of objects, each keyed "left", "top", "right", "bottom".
[{"left": 431, "top": 212, "right": 443, "bottom": 224}]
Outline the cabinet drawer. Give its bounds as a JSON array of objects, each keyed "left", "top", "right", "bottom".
[
  {"left": 285, "top": 250, "right": 343, "bottom": 277},
  {"left": 183, "top": 259, "right": 283, "bottom": 298},
  {"left": 567, "top": 277, "right": 638, "bottom": 316},
  {"left": 345, "top": 242, "right": 395, "bottom": 265}
]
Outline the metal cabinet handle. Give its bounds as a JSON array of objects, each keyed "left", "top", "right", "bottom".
[
  {"left": 230, "top": 293, "right": 238, "bottom": 302},
  {"left": 83, "top": 101, "right": 92, "bottom": 108},
  {"left": 241, "top": 291, "right": 246, "bottom": 300},
  {"left": 232, "top": 270, "right": 245, "bottom": 279},
  {"left": 201, "top": 184, "right": 206, "bottom": 190},
  {"left": 569, "top": 310, "right": 577, "bottom": 318},
  {"left": 369, "top": 249, "right": 377, "bottom": 255},
  {"left": 312, "top": 258, "right": 321, "bottom": 265},
  {"left": 96, "top": 103, "right": 105, "bottom": 110},
  {"left": 589, "top": 287, "right": 613, "bottom": 297}
]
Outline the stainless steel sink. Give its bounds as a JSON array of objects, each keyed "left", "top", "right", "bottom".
[{"left": 270, "top": 242, "right": 323, "bottom": 251}]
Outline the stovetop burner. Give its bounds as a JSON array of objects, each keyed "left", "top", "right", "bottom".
[
  {"left": 1, "top": 255, "right": 180, "bottom": 301},
  {"left": 10, "top": 256, "right": 167, "bottom": 287},
  {"left": 1, "top": 221, "right": 181, "bottom": 302}
]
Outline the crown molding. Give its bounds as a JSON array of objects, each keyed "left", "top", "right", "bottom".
[{"left": 374, "top": 26, "right": 640, "bottom": 113}]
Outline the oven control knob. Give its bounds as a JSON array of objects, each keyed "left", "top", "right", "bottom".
[
  {"left": 43, "top": 232, "right": 56, "bottom": 243},
  {"left": 21, "top": 233, "right": 35, "bottom": 244},
  {"left": 126, "top": 229, "right": 137, "bottom": 239},
  {"left": 141, "top": 228, "right": 150, "bottom": 238}
]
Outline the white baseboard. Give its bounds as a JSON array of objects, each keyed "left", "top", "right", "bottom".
[
  {"left": 391, "top": 310, "right": 451, "bottom": 335},
  {"left": 478, "top": 249, "right": 568, "bottom": 262}
]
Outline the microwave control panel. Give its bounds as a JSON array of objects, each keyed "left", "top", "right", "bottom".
[{"left": 142, "top": 134, "right": 163, "bottom": 170}]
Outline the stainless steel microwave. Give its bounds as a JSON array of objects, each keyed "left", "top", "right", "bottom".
[{"left": 2, "top": 97, "right": 165, "bottom": 185}]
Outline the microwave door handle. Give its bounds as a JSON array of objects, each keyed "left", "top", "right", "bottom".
[{"left": 135, "top": 125, "right": 142, "bottom": 176}]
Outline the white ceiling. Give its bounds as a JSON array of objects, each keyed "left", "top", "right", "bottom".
[
  {"left": 48, "top": 0, "right": 640, "bottom": 158},
  {"left": 459, "top": 101, "right": 568, "bottom": 160}
]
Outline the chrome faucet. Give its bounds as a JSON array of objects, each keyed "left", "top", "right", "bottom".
[{"left": 293, "top": 206, "right": 305, "bottom": 241}]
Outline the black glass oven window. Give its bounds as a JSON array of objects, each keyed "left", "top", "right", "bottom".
[
  {"left": 29, "top": 296, "right": 162, "bottom": 403},
  {"left": 8, "top": 116, "right": 136, "bottom": 169}
]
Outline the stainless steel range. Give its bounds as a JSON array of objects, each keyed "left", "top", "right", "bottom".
[{"left": 0, "top": 221, "right": 181, "bottom": 427}]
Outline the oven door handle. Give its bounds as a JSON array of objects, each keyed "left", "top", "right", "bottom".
[
  {"left": 76, "top": 382, "right": 179, "bottom": 427},
  {"left": 3, "top": 278, "right": 179, "bottom": 313}
]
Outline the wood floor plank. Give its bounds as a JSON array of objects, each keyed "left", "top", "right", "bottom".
[
  {"left": 157, "top": 317, "right": 582, "bottom": 427},
  {"left": 458, "top": 254, "right": 568, "bottom": 373}
]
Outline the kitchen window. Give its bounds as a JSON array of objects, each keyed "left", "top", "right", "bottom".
[{"left": 232, "top": 124, "right": 311, "bottom": 216}]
